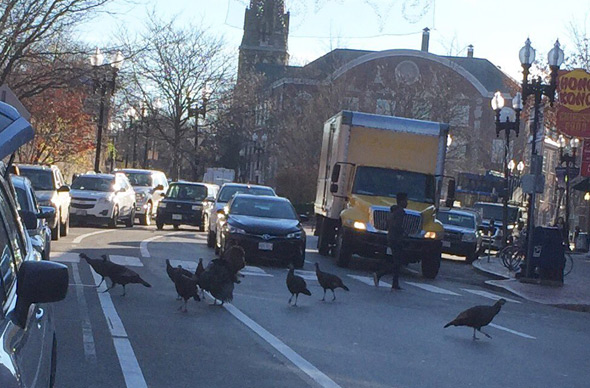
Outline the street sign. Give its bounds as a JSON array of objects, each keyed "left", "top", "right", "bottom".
[
  {"left": 556, "top": 69, "right": 590, "bottom": 138},
  {"left": 522, "top": 174, "right": 545, "bottom": 194},
  {"left": 0, "top": 84, "right": 30, "bottom": 120}
]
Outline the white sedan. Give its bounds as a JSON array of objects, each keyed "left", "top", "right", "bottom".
[{"left": 69, "top": 173, "right": 136, "bottom": 228}]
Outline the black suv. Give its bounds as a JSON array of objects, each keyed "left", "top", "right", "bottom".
[{"left": 0, "top": 101, "right": 69, "bottom": 388}]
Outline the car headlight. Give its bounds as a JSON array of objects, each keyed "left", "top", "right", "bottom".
[
  {"left": 462, "top": 233, "right": 477, "bottom": 242},
  {"left": 158, "top": 202, "right": 167, "bottom": 208},
  {"left": 353, "top": 221, "right": 366, "bottom": 230},
  {"left": 136, "top": 192, "right": 147, "bottom": 200},
  {"left": 98, "top": 197, "right": 111, "bottom": 205},
  {"left": 228, "top": 225, "right": 246, "bottom": 235},
  {"left": 424, "top": 231, "right": 437, "bottom": 239},
  {"left": 507, "top": 224, "right": 515, "bottom": 230},
  {"left": 192, "top": 205, "right": 202, "bottom": 210},
  {"left": 286, "top": 231, "right": 303, "bottom": 239}
]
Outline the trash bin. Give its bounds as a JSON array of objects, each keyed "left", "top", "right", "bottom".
[
  {"left": 529, "top": 226, "right": 565, "bottom": 282},
  {"left": 575, "top": 232, "right": 589, "bottom": 252}
]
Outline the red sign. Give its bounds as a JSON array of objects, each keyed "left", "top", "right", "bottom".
[
  {"left": 581, "top": 161, "right": 590, "bottom": 177},
  {"left": 557, "top": 69, "right": 590, "bottom": 138},
  {"left": 583, "top": 140, "right": 590, "bottom": 162}
]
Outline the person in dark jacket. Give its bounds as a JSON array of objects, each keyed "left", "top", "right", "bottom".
[{"left": 373, "top": 192, "right": 407, "bottom": 290}]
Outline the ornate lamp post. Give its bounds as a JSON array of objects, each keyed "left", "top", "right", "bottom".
[
  {"left": 492, "top": 91, "right": 522, "bottom": 247},
  {"left": 124, "top": 106, "right": 138, "bottom": 168},
  {"left": 89, "top": 48, "right": 124, "bottom": 173},
  {"left": 188, "top": 87, "right": 211, "bottom": 181},
  {"left": 520, "top": 38, "right": 564, "bottom": 278},
  {"left": 558, "top": 135, "right": 580, "bottom": 246}
]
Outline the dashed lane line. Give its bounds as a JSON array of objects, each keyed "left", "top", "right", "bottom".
[
  {"left": 71, "top": 263, "right": 97, "bottom": 364},
  {"left": 461, "top": 288, "right": 522, "bottom": 304},
  {"left": 489, "top": 323, "right": 536, "bottom": 339},
  {"left": 347, "top": 274, "right": 391, "bottom": 288},
  {"left": 403, "top": 282, "right": 461, "bottom": 296},
  {"left": 52, "top": 253, "right": 143, "bottom": 267}
]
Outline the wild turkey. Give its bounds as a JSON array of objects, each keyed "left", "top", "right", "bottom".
[
  {"left": 315, "top": 263, "right": 349, "bottom": 301},
  {"left": 173, "top": 273, "right": 201, "bottom": 312},
  {"left": 196, "top": 258, "right": 206, "bottom": 298},
  {"left": 286, "top": 264, "right": 311, "bottom": 306},
  {"left": 198, "top": 248, "right": 245, "bottom": 306},
  {"left": 444, "top": 299, "right": 506, "bottom": 340},
  {"left": 166, "top": 259, "right": 193, "bottom": 300},
  {"left": 221, "top": 245, "right": 246, "bottom": 283},
  {"left": 82, "top": 253, "right": 151, "bottom": 296}
]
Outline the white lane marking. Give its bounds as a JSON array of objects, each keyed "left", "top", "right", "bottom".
[
  {"left": 404, "top": 282, "right": 461, "bottom": 296},
  {"left": 293, "top": 269, "right": 317, "bottom": 281},
  {"left": 109, "top": 255, "right": 143, "bottom": 267},
  {"left": 91, "top": 271, "right": 127, "bottom": 338},
  {"left": 405, "top": 267, "right": 420, "bottom": 275},
  {"left": 461, "top": 289, "right": 522, "bottom": 304},
  {"left": 347, "top": 274, "right": 391, "bottom": 288},
  {"left": 71, "top": 263, "right": 97, "bottom": 364},
  {"left": 219, "top": 298, "right": 342, "bottom": 388},
  {"left": 73, "top": 229, "right": 116, "bottom": 244},
  {"left": 90, "top": 267, "right": 148, "bottom": 387},
  {"left": 51, "top": 252, "right": 80, "bottom": 262},
  {"left": 140, "top": 232, "right": 184, "bottom": 258},
  {"left": 489, "top": 323, "right": 536, "bottom": 339},
  {"left": 113, "top": 338, "right": 149, "bottom": 388},
  {"left": 169, "top": 259, "right": 197, "bottom": 272},
  {"left": 242, "top": 265, "right": 273, "bottom": 277}
]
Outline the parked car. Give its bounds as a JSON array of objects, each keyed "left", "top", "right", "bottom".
[
  {"left": 436, "top": 208, "right": 483, "bottom": 263},
  {"left": 473, "top": 202, "right": 524, "bottom": 250},
  {"left": 69, "top": 172, "right": 136, "bottom": 228},
  {"left": 0, "top": 100, "right": 69, "bottom": 388},
  {"left": 156, "top": 181, "right": 218, "bottom": 230},
  {"left": 205, "top": 183, "right": 276, "bottom": 248},
  {"left": 11, "top": 175, "right": 55, "bottom": 260},
  {"left": 17, "top": 164, "right": 71, "bottom": 241},
  {"left": 215, "top": 194, "right": 307, "bottom": 267},
  {"left": 118, "top": 169, "right": 168, "bottom": 225}
]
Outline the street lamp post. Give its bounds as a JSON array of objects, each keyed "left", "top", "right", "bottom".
[
  {"left": 188, "top": 87, "right": 211, "bottom": 181},
  {"left": 492, "top": 91, "right": 522, "bottom": 247},
  {"left": 89, "top": 48, "right": 124, "bottom": 173},
  {"left": 516, "top": 161, "right": 525, "bottom": 205},
  {"left": 558, "top": 135, "right": 580, "bottom": 247},
  {"left": 124, "top": 107, "right": 138, "bottom": 168},
  {"left": 143, "top": 98, "right": 161, "bottom": 169},
  {"left": 520, "top": 38, "right": 564, "bottom": 278}
]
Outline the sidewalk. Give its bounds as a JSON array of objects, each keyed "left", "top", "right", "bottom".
[{"left": 473, "top": 251, "right": 590, "bottom": 311}]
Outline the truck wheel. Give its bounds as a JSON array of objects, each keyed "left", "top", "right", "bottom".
[
  {"left": 156, "top": 220, "right": 164, "bottom": 230},
  {"left": 335, "top": 227, "right": 353, "bottom": 268},
  {"left": 59, "top": 211, "right": 69, "bottom": 237},
  {"left": 317, "top": 220, "right": 333, "bottom": 256},
  {"left": 465, "top": 250, "right": 478, "bottom": 264},
  {"left": 421, "top": 252, "right": 441, "bottom": 279},
  {"left": 51, "top": 210, "right": 60, "bottom": 241},
  {"left": 207, "top": 229, "right": 215, "bottom": 248},
  {"left": 125, "top": 208, "right": 135, "bottom": 227},
  {"left": 140, "top": 203, "right": 152, "bottom": 226}
]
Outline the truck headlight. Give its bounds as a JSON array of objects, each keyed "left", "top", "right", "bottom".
[
  {"left": 353, "top": 221, "right": 366, "bottom": 230},
  {"left": 424, "top": 231, "right": 437, "bottom": 239},
  {"left": 462, "top": 233, "right": 476, "bottom": 242}
]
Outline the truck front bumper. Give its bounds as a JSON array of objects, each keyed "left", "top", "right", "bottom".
[{"left": 348, "top": 228, "right": 441, "bottom": 263}]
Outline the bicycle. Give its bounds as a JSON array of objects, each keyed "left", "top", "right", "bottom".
[{"left": 498, "top": 243, "right": 574, "bottom": 276}]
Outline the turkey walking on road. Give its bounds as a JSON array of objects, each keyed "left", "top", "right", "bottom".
[
  {"left": 166, "top": 259, "right": 193, "bottom": 300},
  {"left": 286, "top": 264, "right": 311, "bottom": 306},
  {"left": 174, "top": 272, "right": 201, "bottom": 312},
  {"left": 444, "top": 299, "right": 506, "bottom": 340},
  {"left": 315, "top": 263, "right": 349, "bottom": 301},
  {"left": 80, "top": 253, "right": 110, "bottom": 287}
]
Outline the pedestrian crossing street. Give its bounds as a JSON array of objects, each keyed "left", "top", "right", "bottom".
[{"left": 53, "top": 251, "right": 521, "bottom": 304}]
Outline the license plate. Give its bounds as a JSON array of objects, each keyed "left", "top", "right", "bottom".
[
  {"left": 442, "top": 241, "right": 451, "bottom": 248},
  {"left": 172, "top": 214, "right": 182, "bottom": 220},
  {"left": 386, "top": 247, "right": 392, "bottom": 255},
  {"left": 258, "top": 242, "right": 273, "bottom": 251}
]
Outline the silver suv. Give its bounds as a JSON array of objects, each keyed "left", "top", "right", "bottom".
[
  {"left": 119, "top": 169, "right": 168, "bottom": 225},
  {"left": 17, "top": 164, "right": 71, "bottom": 240}
]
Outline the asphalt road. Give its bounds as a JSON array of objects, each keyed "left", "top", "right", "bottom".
[{"left": 51, "top": 224, "right": 590, "bottom": 388}]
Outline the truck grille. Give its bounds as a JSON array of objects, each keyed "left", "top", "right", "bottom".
[
  {"left": 444, "top": 230, "right": 462, "bottom": 242},
  {"left": 372, "top": 210, "right": 422, "bottom": 235}
]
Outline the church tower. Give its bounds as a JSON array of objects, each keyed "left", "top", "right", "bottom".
[{"left": 237, "top": 0, "right": 290, "bottom": 82}]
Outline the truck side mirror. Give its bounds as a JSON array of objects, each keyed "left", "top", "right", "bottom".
[
  {"left": 330, "top": 183, "right": 338, "bottom": 193},
  {"left": 445, "top": 179, "right": 456, "bottom": 208}
]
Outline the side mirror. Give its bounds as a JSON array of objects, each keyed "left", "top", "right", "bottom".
[
  {"left": 19, "top": 210, "right": 38, "bottom": 230},
  {"left": 38, "top": 206, "right": 56, "bottom": 220},
  {"left": 57, "top": 185, "right": 70, "bottom": 193},
  {"left": 299, "top": 214, "right": 309, "bottom": 222},
  {"left": 11, "top": 260, "right": 68, "bottom": 328},
  {"left": 154, "top": 184, "right": 164, "bottom": 191},
  {"left": 216, "top": 208, "right": 226, "bottom": 215},
  {"left": 205, "top": 196, "right": 215, "bottom": 202},
  {"left": 330, "top": 183, "right": 338, "bottom": 193},
  {"left": 445, "top": 179, "right": 456, "bottom": 208}
]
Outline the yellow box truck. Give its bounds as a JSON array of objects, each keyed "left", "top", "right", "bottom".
[{"left": 314, "top": 111, "right": 450, "bottom": 279}]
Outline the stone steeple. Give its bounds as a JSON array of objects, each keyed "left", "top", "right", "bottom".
[{"left": 237, "top": 0, "right": 290, "bottom": 82}]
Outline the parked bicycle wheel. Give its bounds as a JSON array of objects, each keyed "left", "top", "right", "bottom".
[
  {"left": 563, "top": 252, "right": 574, "bottom": 277},
  {"left": 500, "top": 245, "right": 524, "bottom": 271}
]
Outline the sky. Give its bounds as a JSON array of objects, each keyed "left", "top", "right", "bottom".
[{"left": 76, "top": 0, "right": 590, "bottom": 82}]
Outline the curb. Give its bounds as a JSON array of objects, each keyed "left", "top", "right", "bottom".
[{"left": 471, "top": 258, "right": 511, "bottom": 279}]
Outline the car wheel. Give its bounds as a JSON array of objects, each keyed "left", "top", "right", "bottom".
[
  {"left": 293, "top": 247, "right": 305, "bottom": 268},
  {"left": 465, "top": 250, "right": 478, "bottom": 264},
  {"left": 215, "top": 232, "right": 221, "bottom": 255},
  {"left": 51, "top": 210, "right": 60, "bottom": 241},
  {"left": 59, "top": 210, "right": 69, "bottom": 237},
  {"left": 202, "top": 214, "right": 209, "bottom": 234},
  {"left": 125, "top": 208, "right": 135, "bottom": 228},
  {"left": 173, "top": 224, "right": 180, "bottom": 230},
  {"left": 108, "top": 206, "right": 119, "bottom": 229},
  {"left": 156, "top": 220, "right": 164, "bottom": 230},
  {"left": 49, "top": 334, "right": 57, "bottom": 388},
  {"left": 141, "top": 203, "right": 152, "bottom": 226}
]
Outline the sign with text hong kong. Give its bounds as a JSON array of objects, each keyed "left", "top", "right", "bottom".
[{"left": 557, "top": 69, "right": 590, "bottom": 138}]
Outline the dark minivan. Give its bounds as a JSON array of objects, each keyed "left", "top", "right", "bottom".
[{"left": 156, "top": 182, "right": 218, "bottom": 230}]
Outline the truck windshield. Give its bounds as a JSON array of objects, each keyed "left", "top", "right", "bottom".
[
  {"left": 473, "top": 203, "right": 519, "bottom": 223},
  {"left": 352, "top": 166, "right": 435, "bottom": 203}
]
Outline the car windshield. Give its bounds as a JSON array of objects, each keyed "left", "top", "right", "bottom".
[
  {"left": 474, "top": 204, "right": 519, "bottom": 223},
  {"left": 437, "top": 212, "right": 475, "bottom": 229},
  {"left": 14, "top": 186, "right": 30, "bottom": 211},
  {"left": 125, "top": 172, "right": 153, "bottom": 187},
  {"left": 167, "top": 184, "right": 207, "bottom": 201},
  {"left": 218, "top": 186, "right": 275, "bottom": 202},
  {"left": 230, "top": 197, "right": 297, "bottom": 219},
  {"left": 18, "top": 168, "right": 54, "bottom": 191},
  {"left": 71, "top": 176, "right": 114, "bottom": 192},
  {"left": 352, "top": 166, "right": 436, "bottom": 204}
]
